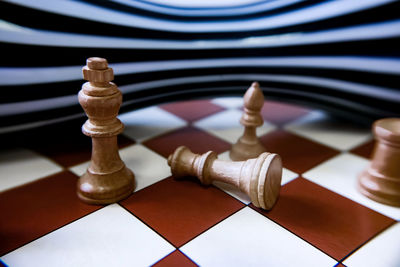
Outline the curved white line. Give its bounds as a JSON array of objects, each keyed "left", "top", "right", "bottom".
[
  {"left": 0, "top": 95, "right": 77, "bottom": 116},
  {"left": 110, "top": 0, "right": 300, "bottom": 17},
  {"left": 1, "top": 74, "right": 397, "bottom": 116},
  {"left": 4, "top": 0, "right": 394, "bottom": 33},
  {"left": 118, "top": 74, "right": 400, "bottom": 101},
  {"left": 0, "top": 113, "right": 83, "bottom": 134},
  {"left": 1, "top": 19, "right": 400, "bottom": 50},
  {"left": 1, "top": 56, "right": 400, "bottom": 86},
  {"left": 135, "top": 0, "right": 262, "bottom": 9}
]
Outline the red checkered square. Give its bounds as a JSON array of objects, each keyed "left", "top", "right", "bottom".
[
  {"left": 260, "top": 129, "right": 339, "bottom": 173},
  {"left": 261, "top": 100, "right": 310, "bottom": 126},
  {"left": 161, "top": 100, "right": 225, "bottom": 123},
  {"left": 350, "top": 139, "right": 375, "bottom": 159},
  {"left": 153, "top": 250, "right": 197, "bottom": 267},
  {"left": 121, "top": 176, "right": 244, "bottom": 247},
  {"left": 143, "top": 126, "right": 231, "bottom": 158},
  {"left": 0, "top": 171, "right": 101, "bottom": 255},
  {"left": 253, "top": 177, "right": 395, "bottom": 261}
]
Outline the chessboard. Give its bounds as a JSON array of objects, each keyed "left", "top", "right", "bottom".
[{"left": 0, "top": 97, "right": 399, "bottom": 267}]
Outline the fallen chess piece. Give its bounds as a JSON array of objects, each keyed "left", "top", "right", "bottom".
[
  {"left": 168, "top": 146, "right": 282, "bottom": 210},
  {"left": 77, "top": 57, "right": 135, "bottom": 205},
  {"left": 358, "top": 118, "right": 400, "bottom": 206},
  {"left": 230, "top": 82, "right": 267, "bottom": 161}
]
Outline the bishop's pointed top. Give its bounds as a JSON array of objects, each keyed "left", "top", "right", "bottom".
[{"left": 243, "top": 82, "right": 264, "bottom": 111}]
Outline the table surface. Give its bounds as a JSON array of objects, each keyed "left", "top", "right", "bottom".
[{"left": 0, "top": 97, "right": 399, "bottom": 267}]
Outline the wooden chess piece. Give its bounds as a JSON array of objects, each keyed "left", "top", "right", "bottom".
[
  {"left": 168, "top": 146, "right": 282, "bottom": 210},
  {"left": 358, "top": 118, "right": 400, "bottom": 206},
  {"left": 77, "top": 57, "right": 135, "bottom": 205},
  {"left": 230, "top": 82, "right": 266, "bottom": 161}
]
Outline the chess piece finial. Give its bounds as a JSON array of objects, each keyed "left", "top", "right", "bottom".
[
  {"left": 230, "top": 82, "right": 266, "bottom": 161},
  {"left": 358, "top": 118, "right": 400, "bottom": 206},
  {"left": 77, "top": 57, "right": 135, "bottom": 205},
  {"left": 168, "top": 146, "right": 282, "bottom": 210}
]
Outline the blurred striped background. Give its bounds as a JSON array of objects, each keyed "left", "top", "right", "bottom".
[{"left": 1, "top": 0, "right": 399, "bottom": 133}]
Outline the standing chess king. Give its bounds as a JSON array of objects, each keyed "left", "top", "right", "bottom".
[{"left": 77, "top": 57, "right": 135, "bottom": 204}]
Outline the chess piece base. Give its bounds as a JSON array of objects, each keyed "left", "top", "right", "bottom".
[
  {"left": 358, "top": 171, "right": 400, "bottom": 207},
  {"left": 78, "top": 166, "right": 135, "bottom": 205},
  {"left": 357, "top": 118, "right": 400, "bottom": 207},
  {"left": 229, "top": 138, "right": 266, "bottom": 161}
]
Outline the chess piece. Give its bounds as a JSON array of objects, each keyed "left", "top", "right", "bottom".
[
  {"left": 77, "top": 57, "right": 135, "bottom": 205},
  {"left": 230, "top": 82, "right": 266, "bottom": 161},
  {"left": 168, "top": 146, "right": 282, "bottom": 210},
  {"left": 358, "top": 118, "right": 400, "bottom": 206}
]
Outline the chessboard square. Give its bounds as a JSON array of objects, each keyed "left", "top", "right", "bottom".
[
  {"left": 152, "top": 250, "right": 197, "bottom": 267},
  {"left": 303, "top": 153, "right": 400, "bottom": 220},
  {"left": 121, "top": 176, "right": 245, "bottom": 247},
  {"left": 282, "top": 168, "right": 299, "bottom": 185},
  {"left": 217, "top": 150, "right": 230, "bottom": 161},
  {"left": 120, "top": 144, "right": 171, "bottom": 192},
  {"left": 27, "top": 128, "right": 92, "bottom": 167},
  {"left": 261, "top": 100, "right": 310, "bottom": 126},
  {"left": 0, "top": 148, "right": 62, "bottom": 192},
  {"left": 143, "top": 126, "right": 231, "bottom": 158},
  {"left": 211, "top": 97, "right": 243, "bottom": 109},
  {"left": 350, "top": 139, "right": 375, "bottom": 159},
  {"left": 254, "top": 178, "right": 395, "bottom": 261},
  {"left": 194, "top": 109, "right": 275, "bottom": 144},
  {"left": 0, "top": 171, "right": 100, "bottom": 256},
  {"left": 285, "top": 111, "right": 372, "bottom": 151},
  {"left": 1, "top": 204, "right": 175, "bottom": 267},
  {"left": 160, "top": 100, "right": 225, "bottom": 122},
  {"left": 343, "top": 223, "right": 400, "bottom": 267},
  {"left": 68, "top": 161, "right": 88, "bottom": 177},
  {"left": 69, "top": 144, "right": 171, "bottom": 192},
  {"left": 180, "top": 207, "right": 336, "bottom": 266},
  {"left": 119, "top": 106, "right": 187, "bottom": 142},
  {"left": 260, "top": 129, "right": 339, "bottom": 174},
  {"left": 28, "top": 126, "right": 134, "bottom": 168}
]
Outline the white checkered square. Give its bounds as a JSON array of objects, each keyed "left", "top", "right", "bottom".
[
  {"left": 0, "top": 148, "right": 62, "bottom": 192},
  {"left": 285, "top": 111, "right": 372, "bottom": 151},
  {"left": 344, "top": 223, "right": 400, "bottom": 267},
  {"left": 211, "top": 97, "right": 243, "bottom": 109},
  {"left": 2, "top": 204, "right": 174, "bottom": 267},
  {"left": 181, "top": 207, "right": 336, "bottom": 266},
  {"left": 70, "top": 144, "right": 171, "bottom": 192},
  {"left": 119, "top": 106, "right": 186, "bottom": 142},
  {"left": 194, "top": 109, "right": 275, "bottom": 144},
  {"left": 303, "top": 153, "right": 400, "bottom": 220}
]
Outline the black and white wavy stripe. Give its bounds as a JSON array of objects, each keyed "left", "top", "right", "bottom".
[{"left": 0, "top": 0, "right": 399, "bottom": 133}]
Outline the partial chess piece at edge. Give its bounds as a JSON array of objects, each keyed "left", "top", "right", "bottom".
[
  {"left": 358, "top": 118, "right": 400, "bottom": 206},
  {"left": 77, "top": 57, "right": 135, "bottom": 205},
  {"left": 230, "top": 82, "right": 267, "bottom": 161},
  {"left": 168, "top": 146, "right": 282, "bottom": 210}
]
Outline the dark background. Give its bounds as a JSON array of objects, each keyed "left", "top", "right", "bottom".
[{"left": 1, "top": 0, "right": 399, "bottom": 135}]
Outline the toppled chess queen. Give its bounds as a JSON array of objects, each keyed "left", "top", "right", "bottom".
[
  {"left": 358, "top": 118, "right": 400, "bottom": 206},
  {"left": 168, "top": 146, "right": 282, "bottom": 210},
  {"left": 77, "top": 57, "right": 135, "bottom": 204},
  {"left": 230, "top": 82, "right": 267, "bottom": 161}
]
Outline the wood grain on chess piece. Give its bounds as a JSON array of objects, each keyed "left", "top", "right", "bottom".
[
  {"left": 230, "top": 82, "right": 267, "bottom": 161},
  {"left": 168, "top": 146, "right": 282, "bottom": 210},
  {"left": 78, "top": 57, "right": 135, "bottom": 205},
  {"left": 358, "top": 118, "right": 400, "bottom": 206}
]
